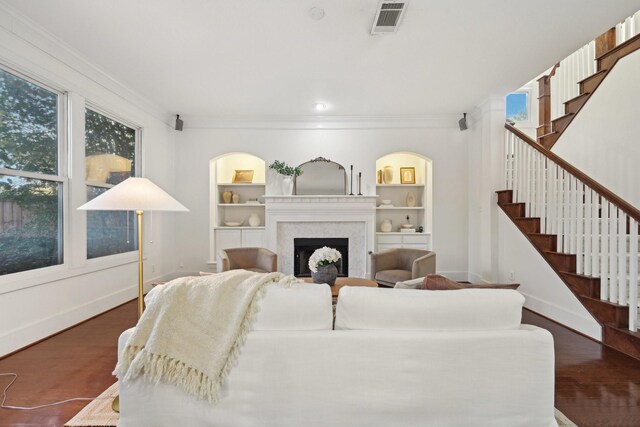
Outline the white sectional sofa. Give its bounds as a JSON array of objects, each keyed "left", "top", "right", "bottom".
[{"left": 117, "top": 283, "right": 557, "bottom": 427}]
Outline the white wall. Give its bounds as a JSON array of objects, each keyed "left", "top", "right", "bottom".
[
  {"left": 498, "top": 213, "right": 602, "bottom": 339},
  {"left": 467, "top": 97, "right": 506, "bottom": 283},
  {"left": 174, "top": 125, "right": 469, "bottom": 279},
  {"left": 552, "top": 51, "right": 640, "bottom": 209},
  {"left": 0, "top": 8, "right": 178, "bottom": 355}
]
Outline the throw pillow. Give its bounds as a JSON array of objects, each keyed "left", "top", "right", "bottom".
[{"left": 419, "top": 275, "right": 466, "bottom": 290}]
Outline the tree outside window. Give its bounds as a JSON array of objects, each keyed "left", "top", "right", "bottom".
[
  {"left": 85, "top": 108, "right": 138, "bottom": 259},
  {"left": 0, "top": 67, "right": 62, "bottom": 275}
]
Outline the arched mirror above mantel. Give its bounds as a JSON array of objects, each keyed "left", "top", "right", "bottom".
[{"left": 294, "top": 157, "right": 347, "bottom": 195}]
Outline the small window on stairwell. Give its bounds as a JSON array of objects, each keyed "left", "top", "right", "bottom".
[{"left": 506, "top": 92, "right": 529, "bottom": 122}]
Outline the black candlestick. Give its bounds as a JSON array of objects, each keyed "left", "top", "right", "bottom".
[
  {"left": 357, "top": 172, "right": 363, "bottom": 195},
  {"left": 349, "top": 165, "right": 354, "bottom": 195}
]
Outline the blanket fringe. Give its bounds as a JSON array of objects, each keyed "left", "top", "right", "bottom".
[{"left": 114, "top": 273, "right": 300, "bottom": 404}]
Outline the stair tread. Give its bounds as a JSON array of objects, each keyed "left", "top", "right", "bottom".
[
  {"left": 543, "top": 250, "right": 574, "bottom": 256},
  {"left": 563, "top": 92, "right": 591, "bottom": 104},
  {"left": 582, "top": 295, "right": 629, "bottom": 308},
  {"left": 552, "top": 113, "right": 575, "bottom": 122},
  {"left": 560, "top": 271, "right": 599, "bottom": 280},
  {"left": 577, "top": 69, "right": 608, "bottom": 84},
  {"left": 538, "top": 131, "right": 557, "bottom": 139}
]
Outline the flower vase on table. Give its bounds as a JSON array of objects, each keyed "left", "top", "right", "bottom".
[
  {"left": 308, "top": 246, "right": 342, "bottom": 286},
  {"left": 311, "top": 263, "right": 338, "bottom": 286}
]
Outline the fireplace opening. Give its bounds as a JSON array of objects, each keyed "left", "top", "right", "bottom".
[{"left": 294, "top": 238, "right": 349, "bottom": 277}]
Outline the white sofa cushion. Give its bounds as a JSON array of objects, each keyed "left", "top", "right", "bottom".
[
  {"left": 335, "top": 287, "right": 524, "bottom": 331},
  {"left": 253, "top": 283, "right": 333, "bottom": 330},
  {"left": 146, "top": 281, "right": 333, "bottom": 331}
]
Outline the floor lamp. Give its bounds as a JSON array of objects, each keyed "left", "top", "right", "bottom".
[{"left": 78, "top": 177, "right": 189, "bottom": 412}]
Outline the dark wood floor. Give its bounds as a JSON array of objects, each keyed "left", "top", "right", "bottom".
[
  {"left": 0, "top": 302, "right": 639, "bottom": 426},
  {"left": 0, "top": 301, "right": 137, "bottom": 427}
]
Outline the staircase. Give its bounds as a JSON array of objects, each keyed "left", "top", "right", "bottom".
[
  {"left": 499, "top": 125, "right": 640, "bottom": 359},
  {"left": 537, "top": 30, "right": 640, "bottom": 149}
]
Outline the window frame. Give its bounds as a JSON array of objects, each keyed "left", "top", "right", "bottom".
[
  {"left": 84, "top": 102, "right": 142, "bottom": 261},
  {"left": 0, "top": 63, "right": 145, "bottom": 293},
  {"left": 0, "top": 62, "right": 68, "bottom": 279}
]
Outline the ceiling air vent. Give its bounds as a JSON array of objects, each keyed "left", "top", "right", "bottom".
[{"left": 371, "top": 1, "right": 408, "bottom": 34}]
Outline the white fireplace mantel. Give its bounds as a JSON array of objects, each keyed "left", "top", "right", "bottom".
[{"left": 264, "top": 195, "right": 377, "bottom": 277}]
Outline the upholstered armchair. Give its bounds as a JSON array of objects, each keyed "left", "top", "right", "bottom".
[
  {"left": 220, "top": 247, "right": 278, "bottom": 273},
  {"left": 370, "top": 248, "right": 436, "bottom": 287}
]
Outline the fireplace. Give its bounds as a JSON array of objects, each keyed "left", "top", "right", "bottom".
[{"left": 294, "top": 237, "right": 349, "bottom": 277}]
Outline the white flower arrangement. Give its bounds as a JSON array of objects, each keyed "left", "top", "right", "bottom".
[{"left": 308, "top": 246, "right": 342, "bottom": 273}]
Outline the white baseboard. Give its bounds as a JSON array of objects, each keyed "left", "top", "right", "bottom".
[
  {"left": 466, "top": 272, "right": 486, "bottom": 283},
  {"left": 520, "top": 291, "right": 602, "bottom": 341},
  {"left": 0, "top": 285, "right": 136, "bottom": 357}
]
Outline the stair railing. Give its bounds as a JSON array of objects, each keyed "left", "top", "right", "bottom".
[
  {"left": 616, "top": 10, "right": 640, "bottom": 45},
  {"left": 504, "top": 125, "right": 640, "bottom": 331},
  {"left": 550, "top": 40, "right": 596, "bottom": 120},
  {"left": 547, "top": 10, "right": 640, "bottom": 123}
]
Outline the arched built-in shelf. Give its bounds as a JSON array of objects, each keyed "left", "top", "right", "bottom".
[
  {"left": 375, "top": 152, "right": 433, "bottom": 252},
  {"left": 209, "top": 153, "right": 266, "bottom": 268}
]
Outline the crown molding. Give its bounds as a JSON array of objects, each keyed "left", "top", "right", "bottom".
[
  {"left": 179, "top": 114, "right": 460, "bottom": 130},
  {"left": 0, "top": 3, "right": 173, "bottom": 127}
]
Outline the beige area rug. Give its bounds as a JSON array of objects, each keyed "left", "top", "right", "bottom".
[
  {"left": 65, "top": 383, "right": 578, "bottom": 427},
  {"left": 64, "top": 382, "right": 119, "bottom": 426}
]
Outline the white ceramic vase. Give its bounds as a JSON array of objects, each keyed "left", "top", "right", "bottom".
[
  {"left": 266, "top": 169, "right": 282, "bottom": 195},
  {"left": 380, "top": 219, "right": 393, "bottom": 232},
  {"left": 281, "top": 176, "right": 294, "bottom": 195},
  {"left": 406, "top": 192, "right": 416, "bottom": 207},
  {"left": 248, "top": 213, "right": 261, "bottom": 227}
]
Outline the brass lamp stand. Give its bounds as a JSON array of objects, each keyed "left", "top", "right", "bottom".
[
  {"left": 77, "top": 177, "right": 189, "bottom": 415},
  {"left": 112, "top": 210, "right": 144, "bottom": 413}
]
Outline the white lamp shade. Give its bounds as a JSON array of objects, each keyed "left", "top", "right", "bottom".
[{"left": 78, "top": 177, "right": 189, "bottom": 212}]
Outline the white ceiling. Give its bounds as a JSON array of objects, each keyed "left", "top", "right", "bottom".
[{"left": 3, "top": 0, "right": 640, "bottom": 120}]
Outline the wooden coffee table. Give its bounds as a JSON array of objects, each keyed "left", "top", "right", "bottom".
[{"left": 302, "top": 276, "right": 378, "bottom": 301}]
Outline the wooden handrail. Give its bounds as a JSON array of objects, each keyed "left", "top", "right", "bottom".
[
  {"left": 505, "top": 123, "right": 640, "bottom": 223},
  {"left": 595, "top": 32, "right": 640, "bottom": 61}
]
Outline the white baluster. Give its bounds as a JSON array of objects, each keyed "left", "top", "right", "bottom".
[
  {"left": 618, "top": 212, "right": 627, "bottom": 306},
  {"left": 569, "top": 176, "right": 577, "bottom": 255},
  {"left": 546, "top": 158, "right": 555, "bottom": 235},
  {"left": 629, "top": 219, "right": 638, "bottom": 331},
  {"left": 576, "top": 180, "right": 584, "bottom": 274},
  {"left": 583, "top": 186, "right": 592, "bottom": 276},
  {"left": 538, "top": 154, "right": 546, "bottom": 233},
  {"left": 591, "top": 191, "right": 600, "bottom": 278},
  {"left": 609, "top": 206, "right": 618, "bottom": 303},
  {"left": 556, "top": 167, "right": 564, "bottom": 252},
  {"left": 525, "top": 146, "right": 531, "bottom": 216},
  {"left": 601, "top": 202, "right": 610, "bottom": 299},
  {"left": 563, "top": 171, "right": 571, "bottom": 253},
  {"left": 505, "top": 133, "right": 511, "bottom": 190}
]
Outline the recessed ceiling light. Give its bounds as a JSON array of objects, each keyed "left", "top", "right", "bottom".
[{"left": 313, "top": 103, "right": 326, "bottom": 111}]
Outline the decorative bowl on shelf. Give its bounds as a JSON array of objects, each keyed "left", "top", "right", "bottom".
[
  {"left": 401, "top": 223, "right": 414, "bottom": 229},
  {"left": 224, "top": 221, "right": 243, "bottom": 227},
  {"left": 381, "top": 199, "right": 391, "bottom": 205}
]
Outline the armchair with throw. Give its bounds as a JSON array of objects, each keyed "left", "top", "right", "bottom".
[
  {"left": 370, "top": 248, "right": 436, "bottom": 287},
  {"left": 220, "top": 247, "right": 278, "bottom": 273}
]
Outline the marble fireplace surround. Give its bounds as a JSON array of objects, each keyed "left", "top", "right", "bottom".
[{"left": 264, "top": 196, "right": 377, "bottom": 278}]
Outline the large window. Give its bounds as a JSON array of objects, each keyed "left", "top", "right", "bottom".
[
  {"left": 0, "top": 67, "right": 63, "bottom": 275},
  {"left": 506, "top": 92, "right": 529, "bottom": 122},
  {"left": 85, "top": 108, "right": 138, "bottom": 259}
]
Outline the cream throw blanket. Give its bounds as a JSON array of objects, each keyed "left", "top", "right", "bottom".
[{"left": 114, "top": 270, "right": 298, "bottom": 403}]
